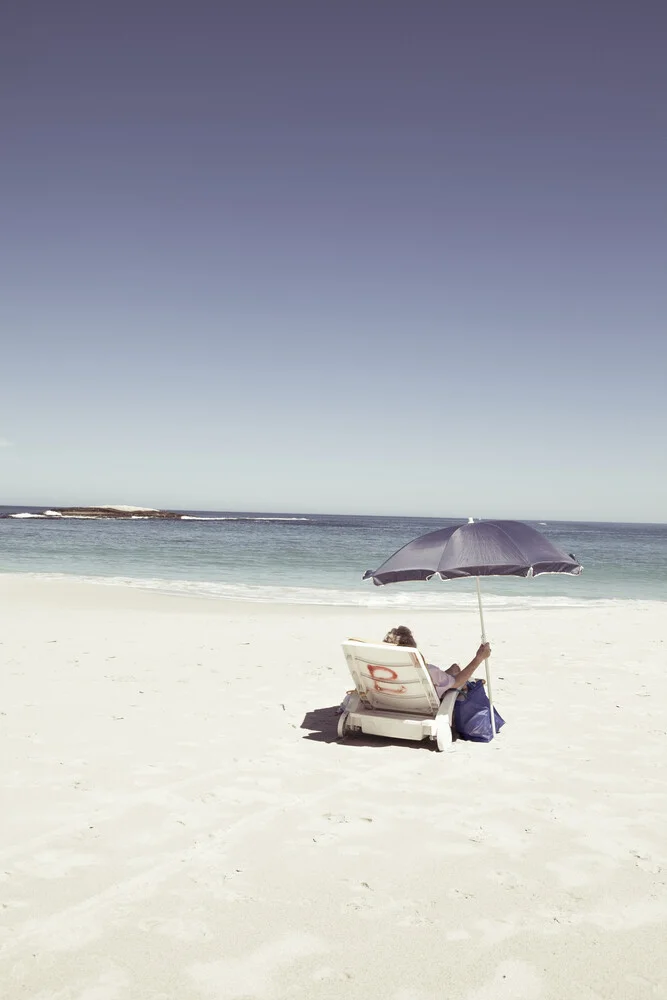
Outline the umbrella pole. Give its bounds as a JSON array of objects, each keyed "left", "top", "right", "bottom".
[{"left": 475, "top": 576, "right": 496, "bottom": 737}]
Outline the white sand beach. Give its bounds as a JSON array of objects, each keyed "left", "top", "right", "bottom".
[{"left": 1, "top": 576, "right": 665, "bottom": 999}]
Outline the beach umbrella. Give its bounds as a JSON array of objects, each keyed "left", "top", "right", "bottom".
[{"left": 363, "top": 518, "right": 582, "bottom": 736}]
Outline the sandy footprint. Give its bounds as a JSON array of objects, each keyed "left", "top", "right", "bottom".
[
  {"left": 21, "top": 849, "right": 101, "bottom": 879},
  {"left": 465, "top": 959, "right": 543, "bottom": 1000},
  {"left": 31, "top": 968, "right": 130, "bottom": 1000},
  {"left": 189, "top": 932, "right": 326, "bottom": 998},
  {"left": 24, "top": 911, "right": 104, "bottom": 953},
  {"left": 137, "top": 914, "right": 212, "bottom": 942},
  {"left": 391, "top": 991, "right": 443, "bottom": 1000}
]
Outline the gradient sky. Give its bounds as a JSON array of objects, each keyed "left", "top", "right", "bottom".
[{"left": 2, "top": 2, "right": 666, "bottom": 520}]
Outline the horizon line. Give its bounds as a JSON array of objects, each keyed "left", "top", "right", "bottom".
[{"left": 0, "top": 503, "right": 665, "bottom": 527}]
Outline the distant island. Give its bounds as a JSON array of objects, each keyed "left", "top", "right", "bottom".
[
  {"left": 2, "top": 505, "right": 185, "bottom": 519},
  {"left": 55, "top": 505, "right": 184, "bottom": 519}
]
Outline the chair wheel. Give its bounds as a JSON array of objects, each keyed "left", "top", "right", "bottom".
[{"left": 337, "top": 712, "right": 349, "bottom": 738}]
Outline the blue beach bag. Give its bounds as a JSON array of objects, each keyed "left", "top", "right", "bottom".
[{"left": 453, "top": 680, "right": 505, "bottom": 742}]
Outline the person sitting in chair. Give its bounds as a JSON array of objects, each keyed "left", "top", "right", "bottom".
[{"left": 383, "top": 625, "right": 491, "bottom": 700}]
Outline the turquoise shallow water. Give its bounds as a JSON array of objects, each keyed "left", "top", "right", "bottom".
[{"left": 1, "top": 508, "right": 666, "bottom": 606}]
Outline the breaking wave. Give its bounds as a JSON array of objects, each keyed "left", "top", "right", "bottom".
[
  {"left": 179, "top": 516, "right": 312, "bottom": 521},
  {"left": 8, "top": 512, "right": 98, "bottom": 519}
]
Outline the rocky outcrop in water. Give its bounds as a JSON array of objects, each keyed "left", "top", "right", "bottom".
[
  {"left": 53, "top": 507, "right": 183, "bottom": 519},
  {"left": 0, "top": 505, "right": 185, "bottom": 519}
]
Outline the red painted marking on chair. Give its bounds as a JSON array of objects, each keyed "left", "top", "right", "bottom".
[
  {"left": 367, "top": 664, "right": 407, "bottom": 695},
  {"left": 374, "top": 681, "right": 408, "bottom": 694},
  {"left": 367, "top": 664, "right": 398, "bottom": 681}
]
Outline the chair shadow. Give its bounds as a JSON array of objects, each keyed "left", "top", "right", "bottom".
[{"left": 300, "top": 705, "right": 437, "bottom": 751}]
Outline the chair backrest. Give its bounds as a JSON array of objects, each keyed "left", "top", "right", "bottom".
[{"left": 342, "top": 640, "right": 440, "bottom": 716}]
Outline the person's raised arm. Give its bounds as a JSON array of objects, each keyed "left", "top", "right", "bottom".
[{"left": 451, "top": 642, "right": 491, "bottom": 688}]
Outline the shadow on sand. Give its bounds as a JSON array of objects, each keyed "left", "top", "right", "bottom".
[{"left": 300, "top": 705, "right": 436, "bottom": 751}]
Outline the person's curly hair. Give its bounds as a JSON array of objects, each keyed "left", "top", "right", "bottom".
[{"left": 383, "top": 625, "right": 417, "bottom": 647}]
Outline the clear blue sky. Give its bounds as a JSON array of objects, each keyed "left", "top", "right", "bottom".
[{"left": 2, "top": 2, "right": 666, "bottom": 520}]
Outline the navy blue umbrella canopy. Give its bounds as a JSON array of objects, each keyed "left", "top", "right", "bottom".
[{"left": 364, "top": 520, "right": 582, "bottom": 586}]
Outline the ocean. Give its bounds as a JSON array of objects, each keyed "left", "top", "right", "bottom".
[{"left": 1, "top": 507, "right": 666, "bottom": 608}]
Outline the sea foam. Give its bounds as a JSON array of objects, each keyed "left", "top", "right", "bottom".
[
  {"left": 4, "top": 571, "right": 646, "bottom": 611},
  {"left": 179, "top": 515, "right": 312, "bottom": 521}
]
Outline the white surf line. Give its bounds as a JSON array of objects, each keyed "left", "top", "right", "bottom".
[{"left": 0, "top": 740, "right": 428, "bottom": 957}]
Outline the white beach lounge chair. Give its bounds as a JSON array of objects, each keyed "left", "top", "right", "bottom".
[{"left": 338, "top": 640, "right": 458, "bottom": 752}]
